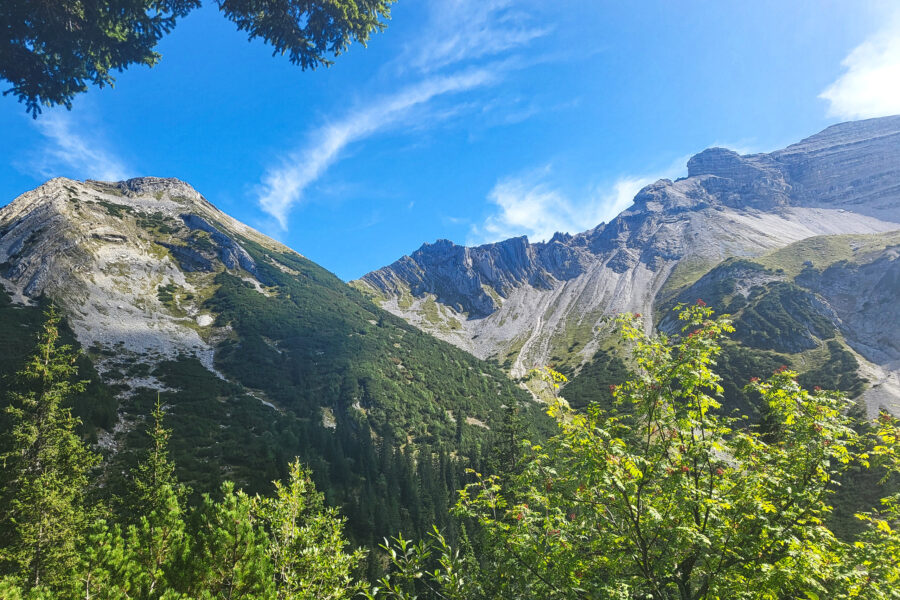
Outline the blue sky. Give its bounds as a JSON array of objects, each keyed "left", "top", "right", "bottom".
[{"left": 2, "top": 0, "right": 899, "bottom": 280}]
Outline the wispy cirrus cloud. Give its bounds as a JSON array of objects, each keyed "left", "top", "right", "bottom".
[
  {"left": 254, "top": 0, "right": 554, "bottom": 230},
  {"left": 256, "top": 69, "right": 495, "bottom": 227},
  {"left": 468, "top": 165, "right": 678, "bottom": 245},
  {"left": 820, "top": 11, "right": 900, "bottom": 120},
  {"left": 24, "top": 111, "right": 131, "bottom": 182},
  {"left": 406, "top": 0, "right": 550, "bottom": 73}
]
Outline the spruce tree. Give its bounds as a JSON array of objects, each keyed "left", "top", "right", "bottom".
[
  {"left": 486, "top": 401, "right": 527, "bottom": 501},
  {"left": 0, "top": 306, "right": 99, "bottom": 591}
]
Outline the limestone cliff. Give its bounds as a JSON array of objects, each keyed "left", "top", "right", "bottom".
[{"left": 355, "top": 117, "right": 900, "bottom": 389}]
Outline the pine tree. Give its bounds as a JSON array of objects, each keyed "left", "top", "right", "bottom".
[
  {"left": 255, "top": 459, "right": 366, "bottom": 600},
  {"left": 76, "top": 520, "right": 133, "bottom": 600},
  {"left": 0, "top": 306, "right": 99, "bottom": 591},
  {"left": 188, "top": 482, "right": 274, "bottom": 598},
  {"left": 124, "top": 396, "right": 190, "bottom": 598}
]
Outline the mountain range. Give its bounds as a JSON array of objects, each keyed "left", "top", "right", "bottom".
[
  {"left": 0, "top": 116, "right": 898, "bottom": 546},
  {"left": 0, "top": 176, "right": 541, "bottom": 545},
  {"left": 355, "top": 116, "right": 900, "bottom": 415}
]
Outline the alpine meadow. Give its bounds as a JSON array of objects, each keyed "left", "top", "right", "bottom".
[{"left": 1, "top": 2, "right": 899, "bottom": 599}]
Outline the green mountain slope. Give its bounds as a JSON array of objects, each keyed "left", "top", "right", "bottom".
[
  {"left": 0, "top": 177, "right": 544, "bottom": 548},
  {"left": 562, "top": 231, "right": 899, "bottom": 418}
]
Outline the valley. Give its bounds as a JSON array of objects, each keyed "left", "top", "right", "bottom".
[{"left": 0, "top": 116, "right": 897, "bottom": 594}]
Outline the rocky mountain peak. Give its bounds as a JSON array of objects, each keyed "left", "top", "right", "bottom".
[
  {"left": 549, "top": 231, "right": 573, "bottom": 244},
  {"left": 104, "top": 176, "right": 202, "bottom": 200},
  {"left": 0, "top": 177, "right": 284, "bottom": 385},
  {"left": 423, "top": 238, "right": 456, "bottom": 248},
  {"left": 686, "top": 147, "right": 745, "bottom": 177},
  {"left": 355, "top": 117, "right": 900, "bottom": 376}
]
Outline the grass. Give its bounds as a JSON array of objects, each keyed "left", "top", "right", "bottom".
[
  {"left": 481, "top": 284, "right": 503, "bottom": 306},
  {"left": 655, "top": 257, "right": 717, "bottom": 310},
  {"left": 88, "top": 182, "right": 125, "bottom": 197},
  {"left": 545, "top": 309, "right": 611, "bottom": 372},
  {"left": 757, "top": 231, "right": 900, "bottom": 278},
  {"left": 396, "top": 286, "right": 415, "bottom": 310},
  {"left": 421, "top": 295, "right": 441, "bottom": 324}
]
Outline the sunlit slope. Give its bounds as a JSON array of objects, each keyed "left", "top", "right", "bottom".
[
  {"left": 0, "top": 176, "right": 541, "bottom": 543},
  {"left": 356, "top": 117, "right": 900, "bottom": 382}
]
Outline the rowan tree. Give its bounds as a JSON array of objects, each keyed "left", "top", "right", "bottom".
[{"left": 374, "top": 304, "right": 900, "bottom": 600}]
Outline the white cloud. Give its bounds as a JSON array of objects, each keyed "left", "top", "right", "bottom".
[
  {"left": 28, "top": 111, "right": 131, "bottom": 182},
  {"left": 254, "top": 0, "right": 552, "bottom": 230},
  {"left": 469, "top": 168, "right": 671, "bottom": 246},
  {"left": 407, "top": 0, "right": 549, "bottom": 74},
  {"left": 256, "top": 69, "right": 495, "bottom": 227},
  {"left": 820, "top": 13, "right": 900, "bottom": 120}
]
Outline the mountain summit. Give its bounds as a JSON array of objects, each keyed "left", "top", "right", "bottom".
[
  {"left": 354, "top": 117, "right": 900, "bottom": 413},
  {"left": 0, "top": 176, "right": 536, "bottom": 541},
  {"left": 0, "top": 177, "right": 281, "bottom": 376}
]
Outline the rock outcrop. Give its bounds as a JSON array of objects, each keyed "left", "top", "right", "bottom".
[
  {"left": 356, "top": 117, "right": 900, "bottom": 380},
  {"left": 0, "top": 177, "right": 287, "bottom": 384}
]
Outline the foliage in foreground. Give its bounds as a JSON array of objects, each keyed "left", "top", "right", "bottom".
[
  {"left": 0, "top": 308, "right": 364, "bottom": 599},
  {"left": 1, "top": 0, "right": 393, "bottom": 116},
  {"left": 1, "top": 305, "right": 899, "bottom": 599},
  {"left": 375, "top": 305, "right": 900, "bottom": 599},
  {"left": 0, "top": 307, "right": 99, "bottom": 590}
]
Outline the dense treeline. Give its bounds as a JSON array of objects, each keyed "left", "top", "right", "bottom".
[
  {"left": 105, "top": 355, "right": 495, "bottom": 553},
  {"left": 2, "top": 305, "right": 899, "bottom": 598},
  {"left": 0, "top": 306, "right": 533, "bottom": 594},
  {"left": 0, "top": 291, "right": 117, "bottom": 440},
  {"left": 0, "top": 309, "right": 367, "bottom": 598},
  {"left": 0, "top": 225, "right": 550, "bottom": 562}
]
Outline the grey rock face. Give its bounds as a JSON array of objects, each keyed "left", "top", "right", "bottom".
[
  {"left": 362, "top": 235, "right": 593, "bottom": 318},
  {"left": 0, "top": 176, "right": 290, "bottom": 385},
  {"left": 159, "top": 241, "right": 216, "bottom": 272},
  {"left": 355, "top": 116, "right": 900, "bottom": 377},
  {"left": 686, "top": 148, "right": 791, "bottom": 210},
  {"left": 770, "top": 116, "right": 900, "bottom": 219},
  {"left": 797, "top": 247, "right": 900, "bottom": 364},
  {"left": 179, "top": 213, "right": 269, "bottom": 283},
  {"left": 634, "top": 116, "right": 900, "bottom": 219}
]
